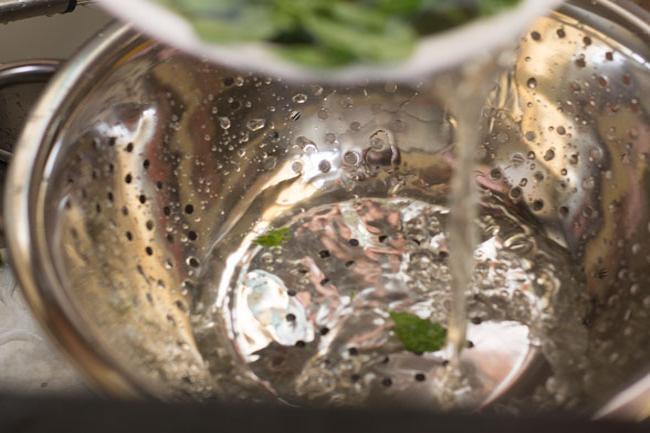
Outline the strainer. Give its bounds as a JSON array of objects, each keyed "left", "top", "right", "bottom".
[{"left": 4, "top": 0, "right": 650, "bottom": 419}]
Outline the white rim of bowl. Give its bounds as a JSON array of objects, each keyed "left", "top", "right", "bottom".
[{"left": 97, "top": 0, "right": 566, "bottom": 82}]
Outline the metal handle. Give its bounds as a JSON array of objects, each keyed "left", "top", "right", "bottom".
[{"left": 0, "top": 0, "right": 85, "bottom": 23}]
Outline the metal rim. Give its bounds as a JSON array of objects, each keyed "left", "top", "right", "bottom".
[
  {"left": 4, "top": 1, "right": 650, "bottom": 413},
  {"left": 4, "top": 23, "right": 147, "bottom": 399}
]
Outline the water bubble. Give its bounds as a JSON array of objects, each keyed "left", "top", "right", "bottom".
[
  {"left": 247, "top": 118, "right": 266, "bottom": 132},
  {"left": 350, "top": 121, "right": 362, "bottom": 132},
  {"left": 292, "top": 93, "right": 308, "bottom": 104},
  {"left": 317, "top": 109, "right": 329, "bottom": 120},
  {"left": 532, "top": 199, "right": 545, "bottom": 211}
]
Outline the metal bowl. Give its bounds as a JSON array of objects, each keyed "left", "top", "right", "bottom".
[{"left": 5, "top": 0, "right": 650, "bottom": 418}]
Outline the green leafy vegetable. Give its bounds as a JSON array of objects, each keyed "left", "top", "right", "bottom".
[
  {"left": 390, "top": 311, "right": 446, "bottom": 353},
  {"left": 254, "top": 227, "right": 290, "bottom": 247},
  {"left": 161, "top": 0, "right": 522, "bottom": 66}
]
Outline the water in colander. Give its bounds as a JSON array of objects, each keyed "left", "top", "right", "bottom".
[{"left": 188, "top": 91, "right": 588, "bottom": 409}]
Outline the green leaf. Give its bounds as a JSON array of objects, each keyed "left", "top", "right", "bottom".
[
  {"left": 302, "top": 12, "right": 416, "bottom": 63},
  {"left": 254, "top": 227, "right": 291, "bottom": 248},
  {"left": 390, "top": 311, "right": 446, "bottom": 353},
  {"left": 190, "top": 5, "right": 278, "bottom": 43}
]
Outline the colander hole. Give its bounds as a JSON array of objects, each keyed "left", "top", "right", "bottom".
[
  {"left": 185, "top": 204, "right": 194, "bottom": 214},
  {"left": 287, "top": 289, "right": 297, "bottom": 297},
  {"left": 188, "top": 231, "right": 198, "bottom": 241},
  {"left": 146, "top": 292, "right": 153, "bottom": 305},
  {"left": 348, "top": 238, "right": 359, "bottom": 247},
  {"left": 146, "top": 220, "right": 154, "bottom": 230},
  {"left": 348, "top": 347, "right": 358, "bottom": 356},
  {"left": 122, "top": 206, "right": 129, "bottom": 216},
  {"left": 286, "top": 313, "right": 296, "bottom": 322},
  {"left": 175, "top": 300, "right": 187, "bottom": 312},
  {"left": 145, "top": 246, "right": 154, "bottom": 256},
  {"left": 139, "top": 194, "right": 146, "bottom": 204},
  {"left": 143, "top": 159, "right": 150, "bottom": 169},
  {"left": 350, "top": 374, "right": 361, "bottom": 382},
  {"left": 108, "top": 137, "right": 116, "bottom": 146},
  {"left": 166, "top": 234, "right": 174, "bottom": 243},
  {"left": 223, "top": 77, "right": 234, "bottom": 86},
  {"left": 156, "top": 181, "right": 163, "bottom": 190},
  {"left": 125, "top": 173, "right": 132, "bottom": 184},
  {"left": 530, "top": 31, "right": 541, "bottom": 41},
  {"left": 320, "top": 327, "right": 330, "bottom": 336},
  {"left": 381, "top": 378, "right": 393, "bottom": 387},
  {"left": 414, "top": 373, "right": 426, "bottom": 382},
  {"left": 318, "top": 250, "right": 330, "bottom": 259},
  {"left": 163, "top": 206, "right": 171, "bottom": 216},
  {"left": 187, "top": 257, "right": 200, "bottom": 268},
  {"left": 125, "top": 142, "right": 134, "bottom": 152},
  {"left": 345, "top": 260, "right": 355, "bottom": 267},
  {"left": 126, "top": 231, "right": 133, "bottom": 241},
  {"left": 320, "top": 278, "right": 330, "bottom": 285},
  {"left": 295, "top": 340, "right": 306, "bottom": 348},
  {"left": 107, "top": 192, "right": 114, "bottom": 202},
  {"left": 467, "top": 340, "right": 475, "bottom": 348}
]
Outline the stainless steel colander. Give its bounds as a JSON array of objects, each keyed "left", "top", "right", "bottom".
[{"left": 4, "top": 0, "right": 650, "bottom": 419}]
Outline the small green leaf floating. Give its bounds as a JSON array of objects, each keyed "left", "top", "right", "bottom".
[
  {"left": 390, "top": 311, "right": 446, "bottom": 353},
  {"left": 254, "top": 227, "right": 290, "bottom": 247}
]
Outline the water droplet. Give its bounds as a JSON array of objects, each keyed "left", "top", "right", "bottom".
[
  {"left": 342, "top": 151, "right": 360, "bottom": 166},
  {"left": 582, "top": 176, "right": 596, "bottom": 190},
  {"left": 292, "top": 93, "right": 308, "bottom": 104},
  {"left": 247, "top": 118, "right": 266, "bottom": 132},
  {"left": 340, "top": 97, "right": 353, "bottom": 109},
  {"left": 219, "top": 117, "right": 231, "bottom": 130}
]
